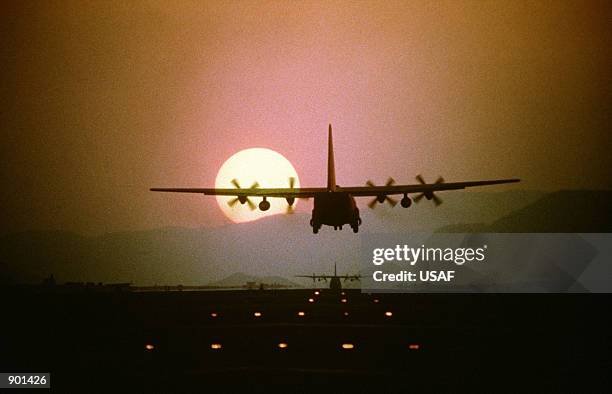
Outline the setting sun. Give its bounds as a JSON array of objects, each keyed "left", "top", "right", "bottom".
[{"left": 215, "top": 148, "right": 300, "bottom": 223}]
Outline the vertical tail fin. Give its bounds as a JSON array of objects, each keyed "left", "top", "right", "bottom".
[{"left": 327, "top": 124, "right": 336, "bottom": 191}]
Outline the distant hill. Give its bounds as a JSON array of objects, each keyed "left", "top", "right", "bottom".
[
  {"left": 486, "top": 190, "right": 612, "bottom": 232},
  {"left": 436, "top": 190, "right": 612, "bottom": 232},
  {"left": 4, "top": 189, "right": 605, "bottom": 286},
  {"left": 435, "top": 223, "right": 488, "bottom": 233}
]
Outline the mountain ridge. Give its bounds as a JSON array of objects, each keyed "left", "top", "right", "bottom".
[{"left": 2, "top": 190, "right": 606, "bottom": 286}]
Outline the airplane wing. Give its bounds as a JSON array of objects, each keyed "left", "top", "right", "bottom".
[
  {"left": 151, "top": 178, "right": 519, "bottom": 198},
  {"left": 150, "top": 187, "right": 327, "bottom": 198},
  {"left": 338, "top": 275, "right": 361, "bottom": 282},
  {"left": 339, "top": 178, "right": 520, "bottom": 197},
  {"left": 295, "top": 275, "right": 335, "bottom": 280}
]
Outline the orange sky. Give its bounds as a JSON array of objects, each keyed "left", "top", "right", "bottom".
[{"left": 2, "top": 1, "right": 611, "bottom": 234}]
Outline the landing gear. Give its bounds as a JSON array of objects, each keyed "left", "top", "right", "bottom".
[
  {"left": 310, "top": 218, "right": 321, "bottom": 234},
  {"left": 351, "top": 209, "right": 361, "bottom": 233}
]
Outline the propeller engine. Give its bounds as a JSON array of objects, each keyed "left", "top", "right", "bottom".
[
  {"left": 400, "top": 194, "right": 412, "bottom": 208},
  {"left": 414, "top": 175, "right": 444, "bottom": 206},
  {"left": 366, "top": 177, "right": 398, "bottom": 209},
  {"left": 259, "top": 197, "right": 270, "bottom": 211},
  {"left": 228, "top": 179, "right": 259, "bottom": 210}
]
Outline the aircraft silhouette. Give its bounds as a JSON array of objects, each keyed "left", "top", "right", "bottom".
[
  {"left": 151, "top": 125, "right": 519, "bottom": 233},
  {"left": 296, "top": 263, "right": 361, "bottom": 291}
]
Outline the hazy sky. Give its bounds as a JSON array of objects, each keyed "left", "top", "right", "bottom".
[{"left": 2, "top": 0, "right": 611, "bottom": 235}]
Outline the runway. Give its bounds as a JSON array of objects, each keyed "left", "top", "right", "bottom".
[{"left": 2, "top": 288, "right": 608, "bottom": 392}]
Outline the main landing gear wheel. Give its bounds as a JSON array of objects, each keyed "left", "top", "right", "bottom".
[
  {"left": 351, "top": 215, "right": 361, "bottom": 233},
  {"left": 311, "top": 220, "right": 321, "bottom": 234}
]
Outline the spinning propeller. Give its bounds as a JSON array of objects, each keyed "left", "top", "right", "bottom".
[
  {"left": 227, "top": 179, "right": 259, "bottom": 210},
  {"left": 366, "top": 177, "right": 398, "bottom": 209},
  {"left": 413, "top": 174, "right": 444, "bottom": 206},
  {"left": 286, "top": 177, "right": 297, "bottom": 214}
]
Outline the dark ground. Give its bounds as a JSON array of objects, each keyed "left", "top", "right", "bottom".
[{"left": 1, "top": 288, "right": 610, "bottom": 393}]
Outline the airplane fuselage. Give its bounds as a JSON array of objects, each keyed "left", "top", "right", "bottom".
[
  {"left": 329, "top": 277, "right": 342, "bottom": 290},
  {"left": 310, "top": 191, "right": 361, "bottom": 233}
]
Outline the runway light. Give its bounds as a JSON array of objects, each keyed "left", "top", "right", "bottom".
[
  {"left": 314, "top": 291, "right": 320, "bottom": 295},
  {"left": 409, "top": 344, "right": 420, "bottom": 350},
  {"left": 341, "top": 298, "right": 347, "bottom": 303},
  {"left": 278, "top": 342, "right": 288, "bottom": 349},
  {"left": 308, "top": 298, "right": 315, "bottom": 303},
  {"left": 385, "top": 311, "right": 393, "bottom": 317},
  {"left": 211, "top": 343, "right": 222, "bottom": 350},
  {"left": 254, "top": 312, "right": 262, "bottom": 317},
  {"left": 341, "top": 343, "right": 355, "bottom": 350},
  {"left": 145, "top": 344, "right": 155, "bottom": 351},
  {"left": 210, "top": 312, "right": 218, "bottom": 318},
  {"left": 297, "top": 311, "right": 305, "bottom": 317}
]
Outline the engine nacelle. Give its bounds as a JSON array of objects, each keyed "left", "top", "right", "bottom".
[
  {"left": 259, "top": 199, "right": 271, "bottom": 211},
  {"left": 400, "top": 195, "right": 412, "bottom": 208},
  {"left": 286, "top": 197, "right": 295, "bottom": 206},
  {"left": 376, "top": 195, "right": 386, "bottom": 203},
  {"left": 238, "top": 196, "right": 248, "bottom": 204}
]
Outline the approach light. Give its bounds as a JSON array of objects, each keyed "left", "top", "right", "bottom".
[
  {"left": 297, "top": 311, "right": 305, "bottom": 317},
  {"left": 314, "top": 291, "right": 320, "bottom": 295},
  {"left": 341, "top": 298, "right": 347, "bottom": 303},
  {"left": 210, "top": 312, "right": 218, "bottom": 318},
  {"left": 343, "top": 311, "right": 349, "bottom": 316},
  {"left": 385, "top": 311, "right": 393, "bottom": 317},
  {"left": 341, "top": 343, "right": 355, "bottom": 350},
  {"left": 254, "top": 312, "right": 262, "bottom": 317},
  {"left": 145, "top": 344, "right": 155, "bottom": 351},
  {"left": 308, "top": 298, "right": 315, "bottom": 303},
  {"left": 341, "top": 291, "right": 345, "bottom": 296},
  {"left": 409, "top": 344, "right": 420, "bottom": 350},
  {"left": 373, "top": 299, "right": 380, "bottom": 303},
  {"left": 211, "top": 343, "right": 222, "bottom": 350},
  {"left": 278, "top": 342, "right": 288, "bottom": 349}
]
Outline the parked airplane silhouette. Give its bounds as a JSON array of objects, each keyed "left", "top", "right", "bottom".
[
  {"left": 296, "top": 263, "right": 361, "bottom": 291},
  {"left": 151, "top": 124, "right": 519, "bottom": 233}
]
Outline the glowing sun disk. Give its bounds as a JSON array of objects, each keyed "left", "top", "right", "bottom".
[{"left": 214, "top": 148, "right": 300, "bottom": 223}]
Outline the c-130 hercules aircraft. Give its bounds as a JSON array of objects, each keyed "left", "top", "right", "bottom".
[
  {"left": 151, "top": 125, "right": 519, "bottom": 234},
  {"left": 296, "top": 263, "right": 361, "bottom": 291}
]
